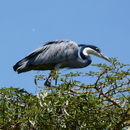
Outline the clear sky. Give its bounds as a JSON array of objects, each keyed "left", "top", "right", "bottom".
[{"left": 1, "top": 0, "right": 130, "bottom": 93}]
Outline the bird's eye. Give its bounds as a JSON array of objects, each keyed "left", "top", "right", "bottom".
[{"left": 95, "top": 48, "right": 100, "bottom": 52}]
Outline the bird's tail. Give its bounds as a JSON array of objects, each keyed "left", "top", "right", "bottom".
[{"left": 13, "top": 58, "right": 29, "bottom": 74}]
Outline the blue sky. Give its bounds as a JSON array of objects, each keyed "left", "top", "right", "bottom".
[{"left": 0, "top": 0, "right": 130, "bottom": 93}]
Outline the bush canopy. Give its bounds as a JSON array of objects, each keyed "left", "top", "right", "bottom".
[{"left": 0, "top": 58, "right": 130, "bottom": 130}]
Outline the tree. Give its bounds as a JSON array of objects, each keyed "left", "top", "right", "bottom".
[{"left": 0, "top": 58, "right": 130, "bottom": 129}]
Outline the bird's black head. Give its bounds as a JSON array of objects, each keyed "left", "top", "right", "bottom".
[
  {"left": 86, "top": 45, "right": 101, "bottom": 53},
  {"left": 79, "top": 44, "right": 101, "bottom": 53},
  {"left": 78, "top": 44, "right": 110, "bottom": 62}
]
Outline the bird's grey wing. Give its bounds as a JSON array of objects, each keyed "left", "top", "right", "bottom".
[
  {"left": 30, "top": 40, "right": 79, "bottom": 66},
  {"left": 13, "top": 40, "right": 78, "bottom": 73},
  {"left": 13, "top": 45, "right": 47, "bottom": 71}
]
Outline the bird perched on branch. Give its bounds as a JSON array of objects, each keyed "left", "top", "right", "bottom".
[{"left": 13, "top": 40, "right": 110, "bottom": 86}]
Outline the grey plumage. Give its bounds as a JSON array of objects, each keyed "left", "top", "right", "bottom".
[{"left": 13, "top": 40, "right": 110, "bottom": 74}]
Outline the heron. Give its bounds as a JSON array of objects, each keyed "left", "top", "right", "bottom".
[{"left": 13, "top": 40, "right": 110, "bottom": 86}]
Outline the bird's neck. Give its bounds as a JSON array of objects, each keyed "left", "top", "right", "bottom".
[
  {"left": 79, "top": 47, "right": 92, "bottom": 65},
  {"left": 79, "top": 47, "right": 89, "bottom": 60}
]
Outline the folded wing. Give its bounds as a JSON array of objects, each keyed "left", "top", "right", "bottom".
[{"left": 13, "top": 40, "right": 78, "bottom": 73}]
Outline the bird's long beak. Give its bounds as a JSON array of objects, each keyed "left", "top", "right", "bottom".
[{"left": 99, "top": 53, "right": 111, "bottom": 62}]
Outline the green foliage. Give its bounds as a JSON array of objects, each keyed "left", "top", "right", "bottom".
[{"left": 0, "top": 58, "right": 130, "bottom": 129}]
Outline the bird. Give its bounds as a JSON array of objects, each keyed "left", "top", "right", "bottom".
[{"left": 13, "top": 40, "right": 110, "bottom": 86}]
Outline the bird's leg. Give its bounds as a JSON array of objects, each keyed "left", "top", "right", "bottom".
[
  {"left": 44, "top": 68, "right": 60, "bottom": 87},
  {"left": 54, "top": 70, "right": 58, "bottom": 86},
  {"left": 44, "top": 74, "right": 52, "bottom": 87},
  {"left": 53, "top": 64, "right": 60, "bottom": 85},
  {"left": 51, "top": 69, "right": 60, "bottom": 86}
]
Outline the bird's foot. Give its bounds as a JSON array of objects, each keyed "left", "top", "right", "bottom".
[{"left": 44, "top": 79, "right": 52, "bottom": 87}]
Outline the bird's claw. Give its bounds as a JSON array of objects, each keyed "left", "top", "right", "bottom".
[{"left": 44, "top": 80, "right": 52, "bottom": 87}]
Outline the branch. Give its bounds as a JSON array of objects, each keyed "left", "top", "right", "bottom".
[{"left": 94, "top": 69, "right": 122, "bottom": 108}]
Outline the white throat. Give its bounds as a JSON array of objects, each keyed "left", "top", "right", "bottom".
[{"left": 82, "top": 47, "right": 100, "bottom": 57}]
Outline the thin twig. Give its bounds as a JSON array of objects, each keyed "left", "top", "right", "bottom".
[{"left": 94, "top": 69, "right": 122, "bottom": 108}]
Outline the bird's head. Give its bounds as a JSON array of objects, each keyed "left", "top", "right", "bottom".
[{"left": 79, "top": 45, "right": 110, "bottom": 62}]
